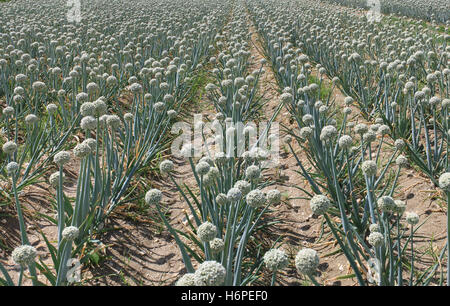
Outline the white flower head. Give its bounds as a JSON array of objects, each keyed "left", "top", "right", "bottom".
[
  {"left": 295, "top": 248, "right": 319, "bottom": 276},
  {"left": 439, "top": 172, "right": 450, "bottom": 192},
  {"left": 310, "top": 194, "right": 331, "bottom": 215},
  {"left": 246, "top": 189, "right": 267, "bottom": 208},
  {"left": 145, "top": 188, "right": 162, "bottom": 205},
  {"left": 62, "top": 226, "right": 79, "bottom": 241},
  {"left": 12, "top": 245, "right": 37, "bottom": 267},
  {"left": 176, "top": 273, "right": 196, "bottom": 286},
  {"left": 194, "top": 261, "right": 226, "bottom": 286},
  {"left": 209, "top": 238, "right": 225, "bottom": 254},
  {"left": 197, "top": 222, "right": 217, "bottom": 243},
  {"left": 368, "top": 232, "right": 384, "bottom": 247},
  {"left": 263, "top": 248, "right": 289, "bottom": 271}
]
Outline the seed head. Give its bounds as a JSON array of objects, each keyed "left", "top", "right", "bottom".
[
  {"left": 310, "top": 194, "right": 331, "bottom": 215},
  {"left": 2, "top": 141, "right": 17, "bottom": 155},
  {"left": 246, "top": 189, "right": 267, "bottom": 208},
  {"left": 368, "top": 232, "right": 384, "bottom": 247},
  {"left": 215, "top": 193, "right": 228, "bottom": 206},
  {"left": 362, "top": 160, "right": 377, "bottom": 176},
  {"left": 6, "top": 162, "right": 19, "bottom": 176},
  {"left": 197, "top": 222, "right": 217, "bottom": 243},
  {"left": 438, "top": 172, "right": 450, "bottom": 192},
  {"left": 145, "top": 189, "right": 162, "bottom": 205},
  {"left": 54, "top": 151, "right": 71, "bottom": 166},
  {"left": 73, "top": 143, "right": 91, "bottom": 158},
  {"left": 194, "top": 261, "right": 226, "bottom": 286},
  {"left": 377, "top": 196, "right": 395, "bottom": 213},
  {"left": 406, "top": 212, "right": 419, "bottom": 225},
  {"left": 62, "top": 226, "right": 79, "bottom": 241},
  {"left": 234, "top": 180, "right": 251, "bottom": 196},
  {"left": 263, "top": 249, "right": 289, "bottom": 271},
  {"left": 295, "top": 248, "right": 319, "bottom": 276},
  {"left": 209, "top": 238, "right": 225, "bottom": 254},
  {"left": 175, "top": 273, "right": 196, "bottom": 286},
  {"left": 12, "top": 245, "right": 37, "bottom": 267},
  {"left": 245, "top": 165, "right": 261, "bottom": 180},
  {"left": 49, "top": 171, "right": 65, "bottom": 187},
  {"left": 267, "top": 189, "right": 281, "bottom": 205},
  {"left": 196, "top": 161, "right": 210, "bottom": 176},
  {"left": 160, "top": 160, "right": 174, "bottom": 175}
]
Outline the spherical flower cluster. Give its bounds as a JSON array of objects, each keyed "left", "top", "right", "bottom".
[
  {"left": 49, "top": 171, "right": 65, "bottom": 187},
  {"left": 355, "top": 123, "right": 368, "bottom": 135},
  {"left": 267, "top": 189, "right": 281, "bottom": 205},
  {"left": 32, "top": 81, "right": 46, "bottom": 92},
  {"left": 263, "top": 248, "right": 289, "bottom": 271},
  {"left": 154, "top": 102, "right": 165, "bottom": 113},
  {"left": 246, "top": 189, "right": 267, "bottom": 208},
  {"left": 394, "top": 200, "right": 406, "bottom": 215},
  {"left": 159, "top": 160, "right": 174, "bottom": 174},
  {"left": 73, "top": 142, "right": 91, "bottom": 158},
  {"left": 93, "top": 99, "right": 108, "bottom": 117},
  {"left": 394, "top": 139, "right": 405, "bottom": 150},
  {"left": 215, "top": 193, "right": 228, "bottom": 205},
  {"left": 368, "top": 232, "right": 384, "bottom": 247},
  {"left": 11, "top": 245, "right": 37, "bottom": 267},
  {"left": 234, "top": 180, "right": 251, "bottom": 196},
  {"left": 106, "top": 115, "right": 121, "bottom": 129},
  {"left": 438, "top": 172, "right": 450, "bottom": 192},
  {"left": 2, "top": 141, "right": 17, "bottom": 155},
  {"left": 310, "top": 194, "right": 331, "bottom": 215},
  {"left": 338, "top": 135, "right": 353, "bottom": 149},
  {"left": 81, "top": 102, "right": 95, "bottom": 117},
  {"left": 362, "top": 160, "right": 377, "bottom": 176},
  {"left": 196, "top": 161, "right": 210, "bottom": 176},
  {"left": 377, "top": 196, "right": 395, "bottom": 213},
  {"left": 209, "top": 238, "right": 225, "bottom": 254},
  {"left": 227, "top": 187, "right": 242, "bottom": 202},
  {"left": 320, "top": 125, "right": 337, "bottom": 142},
  {"left": 176, "top": 273, "right": 197, "bottom": 286},
  {"left": 208, "top": 167, "right": 220, "bottom": 178},
  {"left": 406, "top": 212, "right": 419, "bottom": 225},
  {"left": 245, "top": 165, "right": 260, "bottom": 180},
  {"left": 145, "top": 188, "right": 162, "bottom": 205},
  {"left": 302, "top": 114, "right": 313, "bottom": 125},
  {"left": 6, "top": 162, "right": 19, "bottom": 176},
  {"left": 299, "top": 127, "right": 313, "bottom": 139},
  {"left": 197, "top": 222, "right": 217, "bottom": 243},
  {"left": 194, "top": 261, "right": 226, "bottom": 286},
  {"left": 344, "top": 96, "right": 354, "bottom": 105},
  {"left": 343, "top": 107, "right": 352, "bottom": 115},
  {"left": 167, "top": 110, "right": 177, "bottom": 119},
  {"left": 280, "top": 92, "right": 293, "bottom": 104},
  {"left": 46, "top": 103, "right": 58, "bottom": 115},
  {"left": 62, "top": 226, "right": 79, "bottom": 241},
  {"left": 80, "top": 116, "right": 96, "bottom": 130},
  {"left": 378, "top": 125, "right": 390, "bottom": 135},
  {"left": 396, "top": 155, "right": 408, "bottom": 167},
  {"left": 84, "top": 138, "right": 97, "bottom": 152},
  {"left": 25, "top": 114, "right": 39, "bottom": 125},
  {"left": 54, "top": 151, "right": 71, "bottom": 166},
  {"left": 2, "top": 106, "right": 14, "bottom": 117},
  {"left": 295, "top": 248, "right": 319, "bottom": 276},
  {"left": 130, "top": 83, "right": 142, "bottom": 93},
  {"left": 363, "top": 131, "right": 376, "bottom": 143}
]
